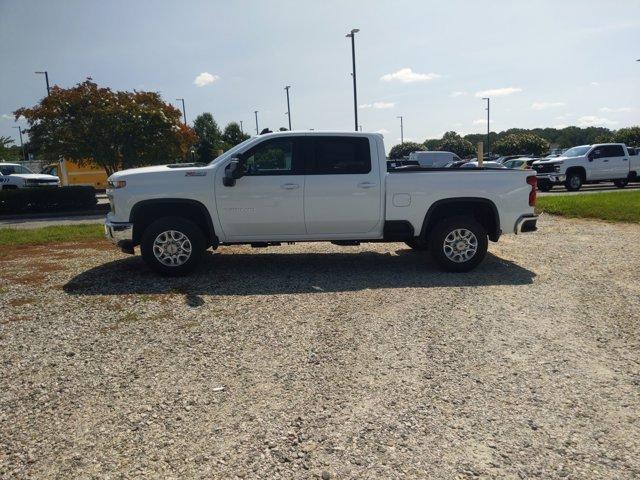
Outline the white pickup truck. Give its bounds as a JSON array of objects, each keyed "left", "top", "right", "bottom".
[
  {"left": 532, "top": 143, "right": 639, "bottom": 191},
  {"left": 0, "top": 163, "right": 61, "bottom": 189},
  {"left": 105, "top": 132, "right": 538, "bottom": 275}
]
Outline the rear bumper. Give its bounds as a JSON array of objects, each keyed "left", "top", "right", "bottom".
[
  {"left": 536, "top": 173, "right": 565, "bottom": 183},
  {"left": 104, "top": 219, "right": 134, "bottom": 251},
  {"left": 514, "top": 214, "right": 538, "bottom": 234}
]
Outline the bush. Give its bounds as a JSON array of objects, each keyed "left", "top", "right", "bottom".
[{"left": 0, "top": 186, "right": 98, "bottom": 215}]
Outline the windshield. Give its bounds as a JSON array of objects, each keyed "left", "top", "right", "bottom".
[
  {"left": 208, "top": 137, "right": 256, "bottom": 165},
  {"left": 0, "top": 164, "right": 33, "bottom": 175},
  {"left": 563, "top": 146, "right": 590, "bottom": 157}
]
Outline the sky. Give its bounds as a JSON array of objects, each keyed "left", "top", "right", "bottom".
[{"left": 1, "top": 0, "right": 639, "bottom": 150}]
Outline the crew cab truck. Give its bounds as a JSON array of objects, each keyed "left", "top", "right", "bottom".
[
  {"left": 0, "top": 162, "right": 60, "bottom": 189},
  {"left": 105, "top": 132, "right": 538, "bottom": 276},
  {"left": 532, "top": 143, "right": 639, "bottom": 192}
]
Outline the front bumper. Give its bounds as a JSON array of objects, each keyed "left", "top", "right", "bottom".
[
  {"left": 104, "top": 219, "right": 134, "bottom": 251},
  {"left": 514, "top": 214, "right": 538, "bottom": 234},
  {"left": 536, "top": 173, "right": 565, "bottom": 183}
]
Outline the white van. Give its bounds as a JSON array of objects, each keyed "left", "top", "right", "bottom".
[{"left": 408, "top": 151, "right": 461, "bottom": 168}]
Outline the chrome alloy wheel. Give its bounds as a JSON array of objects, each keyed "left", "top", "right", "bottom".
[
  {"left": 443, "top": 228, "right": 478, "bottom": 263},
  {"left": 152, "top": 230, "right": 192, "bottom": 266}
]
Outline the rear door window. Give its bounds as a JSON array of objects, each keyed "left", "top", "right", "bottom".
[{"left": 308, "top": 136, "right": 371, "bottom": 174}]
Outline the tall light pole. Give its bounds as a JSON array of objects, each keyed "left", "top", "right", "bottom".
[
  {"left": 240, "top": 120, "right": 244, "bottom": 133},
  {"left": 397, "top": 115, "right": 404, "bottom": 144},
  {"left": 284, "top": 85, "right": 292, "bottom": 130},
  {"left": 35, "top": 71, "right": 50, "bottom": 96},
  {"left": 176, "top": 98, "right": 186, "bottom": 125},
  {"left": 254, "top": 110, "right": 259, "bottom": 134},
  {"left": 345, "top": 28, "right": 360, "bottom": 131},
  {"left": 12, "top": 126, "right": 26, "bottom": 161},
  {"left": 482, "top": 97, "right": 490, "bottom": 157}
]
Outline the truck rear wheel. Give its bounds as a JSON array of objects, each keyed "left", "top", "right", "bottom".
[
  {"left": 141, "top": 217, "right": 206, "bottom": 276},
  {"left": 614, "top": 178, "right": 628, "bottom": 188},
  {"left": 537, "top": 180, "right": 552, "bottom": 192},
  {"left": 429, "top": 216, "right": 488, "bottom": 272}
]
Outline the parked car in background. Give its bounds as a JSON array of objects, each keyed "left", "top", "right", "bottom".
[
  {"left": 408, "top": 151, "right": 461, "bottom": 168},
  {"left": 532, "top": 144, "right": 639, "bottom": 191},
  {"left": 503, "top": 158, "right": 536, "bottom": 170},
  {"left": 105, "top": 131, "right": 538, "bottom": 275},
  {"left": 0, "top": 162, "right": 60, "bottom": 189},
  {"left": 495, "top": 154, "right": 529, "bottom": 165},
  {"left": 458, "top": 160, "right": 506, "bottom": 169},
  {"left": 42, "top": 158, "right": 109, "bottom": 190}
]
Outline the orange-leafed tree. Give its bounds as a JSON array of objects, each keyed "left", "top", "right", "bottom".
[{"left": 15, "top": 79, "right": 197, "bottom": 176}]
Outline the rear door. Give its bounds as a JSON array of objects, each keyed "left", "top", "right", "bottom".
[
  {"left": 215, "top": 137, "right": 306, "bottom": 239},
  {"left": 304, "top": 136, "right": 382, "bottom": 235},
  {"left": 602, "top": 145, "right": 629, "bottom": 179}
]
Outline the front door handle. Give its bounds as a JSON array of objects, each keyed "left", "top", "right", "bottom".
[
  {"left": 281, "top": 183, "right": 300, "bottom": 190},
  {"left": 622, "top": 158, "right": 628, "bottom": 161},
  {"left": 603, "top": 159, "right": 609, "bottom": 162},
  {"left": 358, "top": 182, "right": 377, "bottom": 189}
]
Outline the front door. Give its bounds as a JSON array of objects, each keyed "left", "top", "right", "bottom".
[
  {"left": 216, "top": 137, "right": 306, "bottom": 239},
  {"left": 304, "top": 136, "right": 382, "bottom": 235}
]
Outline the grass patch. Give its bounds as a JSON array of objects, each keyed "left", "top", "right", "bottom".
[
  {"left": 536, "top": 191, "right": 640, "bottom": 223},
  {"left": 0, "top": 224, "right": 104, "bottom": 247}
]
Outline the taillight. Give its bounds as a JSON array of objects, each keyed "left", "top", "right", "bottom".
[{"left": 526, "top": 175, "right": 537, "bottom": 206}]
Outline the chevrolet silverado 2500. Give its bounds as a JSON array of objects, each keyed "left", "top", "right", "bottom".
[
  {"left": 532, "top": 143, "right": 639, "bottom": 192},
  {"left": 105, "top": 132, "right": 538, "bottom": 275}
]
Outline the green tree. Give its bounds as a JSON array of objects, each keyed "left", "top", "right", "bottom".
[
  {"left": 0, "top": 136, "right": 16, "bottom": 161},
  {"left": 388, "top": 141, "right": 424, "bottom": 159},
  {"left": 423, "top": 138, "right": 441, "bottom": 150},
  {"left": 612, "top": 126, "right": 640, "bottom": 146},
  {"left": 193, "top": 113, "right": 225, "bottom": 162},
  {"left": 437, "top": 131, "right": 475, "bottom": 158},
  {"left": 493, "top": 133, "right": 549, "bottom": 156},
  {"left": 15, "top": 79, "right": 195, "bottom": 175},
  {"left": 222, "top": 122, "right": 250, "bottom": 147}
]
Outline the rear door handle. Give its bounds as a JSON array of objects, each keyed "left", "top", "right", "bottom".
[
  {"left": 622, "top": 158, "right": 628, "bottom": 161},
  {"left": 603, "top": 159, "right": 609, "bottom": 162},
  {"left": 280, "top": 183, "right": 300, "bottom": 190},
  {"left": 358, "top": 182, "right": 377, "bottom": 189}
]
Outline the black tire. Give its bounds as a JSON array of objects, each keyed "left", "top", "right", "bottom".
[
  {"left": 537, "top": 181, "right": 552, "bottom": 192},
  {"left": 140, "top": 216, "right": 206, "bottom": 276},
  {"left": 614, "top": 178, "right": 629, "bottom": 188},
  {"left": 428, "top": 216, "right": 488, "bottom": 272},
  {"left": 565, "top": 172, "right": 582, "bottom": 191},
  {"left": 405, "top": 237, "right": 429, "bottom": 251}
]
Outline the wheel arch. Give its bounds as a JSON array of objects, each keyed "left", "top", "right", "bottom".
[
  {"left": 420, "top": 197, "right": 501, "bottom": 243},
  {"left": 565, "top": 166, "right": 586, "bottom": 181},
  {"left": 129, "top": 198, "right": 218, "bottom": 247}
]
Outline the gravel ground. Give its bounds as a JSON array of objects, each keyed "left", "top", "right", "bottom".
[{"left": 1, "top": 215, "right": 638, "bottom": 479}]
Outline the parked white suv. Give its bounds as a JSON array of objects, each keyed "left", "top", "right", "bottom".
[
  {"left": 532, "top": 144, "right": 639, "bottom": 191},
  {"left": 105, "top": 131, "right": 538, "bottom": 275},
  {"left": 0, "top": 163, "right": 60, "bottom": 189}
]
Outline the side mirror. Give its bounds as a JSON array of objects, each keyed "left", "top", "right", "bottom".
[{"left": 223, "top": 158, "right": 244, "bottom": 187}]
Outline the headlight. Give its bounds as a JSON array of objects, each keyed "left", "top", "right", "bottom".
[{"left": 108, "top": 180, "right": 127, "bottom": 189}]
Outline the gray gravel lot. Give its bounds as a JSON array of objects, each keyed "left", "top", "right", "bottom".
[{"left": 1, "top": 215, "right": 639, "bottom": 479}]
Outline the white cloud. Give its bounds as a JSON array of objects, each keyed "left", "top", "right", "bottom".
[
  {"left": 450, "top": 91, "right": 468, "bottom": 97},
  {"left": 359, "top": 101, "right": 395, "bottom": 109},
  {"left": 380, "top": 68, "right": 441, "bottom": 83},
  {"left": 599, "top": 106, "right": 634, "bottom": 113},
  {"left": 590, "top": 81, "right": 600, "bottom": 86},
  {"left": 472, "top": 118, "right": 488, "bottom": 125},
  {"left": 193, "top": 72, "right": 220, "bottom": 87},
  {"left": 474, "top": 87, "right": 522, "bottom": 98},
  {"left": 375, "top": 129, "right": 389, "bottom": 134},
  {"left": 553, "top": 124, "right": 568, "bottom": 129},
  {"left": 576, "top": 115, "right": 618, "bottom": 127},
  {"left": 1, "top": 114, "right": 13, "bottom": 121},
  {"left": 531, "top": 102, "right": 566, "bottom": 110}
]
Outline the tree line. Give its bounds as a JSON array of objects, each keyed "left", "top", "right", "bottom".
[
  {"left": 6, "top": 79, "right": 252, "bottom": 173},
  {"left": 389, "top": 126, "right": 640, "bottom": 159}
]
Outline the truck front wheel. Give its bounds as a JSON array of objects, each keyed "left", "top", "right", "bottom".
[
  {"left": 614, "top": 178, "right": 629, "bottom": 188},
  {"left": 429, "top": 216, "right": 488, "bottom": 272},
  {"left": 565, "top": 172, "right": 582, "bottom": 191},
  {"left": 141, "top": 217, "right": 206, "bottom": 276}
]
